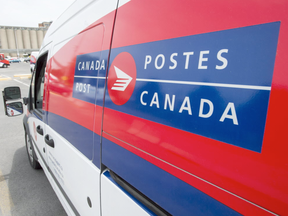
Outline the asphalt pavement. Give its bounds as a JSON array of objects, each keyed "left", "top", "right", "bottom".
[{"left": 0, "top": 63, "right": 67, "bottom": 216}]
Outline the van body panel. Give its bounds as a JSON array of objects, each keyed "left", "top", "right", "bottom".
[
  {"left": 35, "top": 1, "right": 149, "bottom": 215},
  {"left": 21, "top": 0, "right": 288, "bottom": 215},
  {"left": 101, "top": 170, "right": 153, "bottom": 216},
  {"left": 102, "top": 137, "right": 242, "bottom": 215},
  {"left": 102, "top": 0, "right": 288, "bottom": 215},
  {"left": 45, "top": 124, "right": 101, "bottom": 216}
]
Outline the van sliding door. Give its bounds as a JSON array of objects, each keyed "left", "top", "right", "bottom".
[
  {"left": 100, "top": 0, "right": 167, "bottom": 215},
  {"left": 44, "top": 0, "right": 119, "bottom": 215}
]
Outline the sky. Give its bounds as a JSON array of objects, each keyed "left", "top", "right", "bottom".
[{"left": 0, "top": 0, "right": 75, "bottom": 27}]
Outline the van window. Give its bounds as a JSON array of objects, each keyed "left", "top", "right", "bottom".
[{"left": 33, "top": 53, "right": 47, "bottom": 112}]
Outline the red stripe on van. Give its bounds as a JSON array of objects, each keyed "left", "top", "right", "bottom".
[{"left": 102, "top": 107, "right": 288, "bottom": 215}]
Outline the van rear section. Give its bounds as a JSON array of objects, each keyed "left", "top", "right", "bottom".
[{"left": 19, "top": 0, "right": 288, "bottom": 215}]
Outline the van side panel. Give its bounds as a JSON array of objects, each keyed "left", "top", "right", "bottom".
[
  {"left": 43, "top": 1, "right": 119, "bottom": 215},
  {"left": 29, "top": 0, "right": 288, "bottom": 215},
  {"left": 102, "top": 0, "right": 288, "bottom": 215},
  {"left": 48, "top": 24, "right": 105, "bottom": 160},
  {"left": 46, "top": 7, "right": 117, "bottom": 163}
]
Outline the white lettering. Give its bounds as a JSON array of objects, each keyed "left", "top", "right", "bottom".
[
  {"left": 100, "top": 60, "right": 105, "bottom": 70},
  {"left": 216, "top": 49, "right": 228, "bottom": 70},
  {"left": 140, "top": 91, "right": 148, "bottom": 105},
  {"left": 90, "top": 61, "right": 95, "bottom": 70},
  {"left": 75, "top": 83, "right": 91, "bottom": 93},
  {"left": 183, "top": 52, "right": 194, "bottom": 69},
  {"left": 150, "top": 92, "right": 160, "bottom": 108},
  {"left": 155, "top": 54, "right": 165, "bottom": 69},
  {"left": 95, "top": 60, "right": 100, "bottom": 70},
  {"left": 142, "top": 49, "right": 229, "bottom": 71},
  {"left": 164, "top": 94, "right": 175, "bottom": 111},
  {"left": 144, "top": 55, "right": 152, "bottom": 69},
  {"left": 220, "top": 102, "right": 238, "bottom": 125},
  {"left": 169, "top": 53, "right": 178, "bottom": 69},
  {"left": 199, "top": 99, "right": 214, "bottom": 118},
  {"left": 139, "top": 91, "right": 238, "bottom": 126},
  {"left": 77, "top": 59, "right": 105, "bottom": 71},
  {"left": 179, "top": 96, "right": 192, "bottom": 115},
  {"left": 85, "top": 61, "right": 90, "bottom": 70},
  {"left": 81, "top": 62, "right": 85, "bottom": 70},
  {"left": 198, "top": 50, "right": 209, "bottom": 69}
]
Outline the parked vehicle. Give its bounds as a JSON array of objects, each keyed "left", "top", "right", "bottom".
[
  {"left": 2, "top": 0, "right": 288, "bottom": 215},
  {"left": 9, "top": 58, "right": 21, "bottom": 63},
  {"left": 0, "top": 53, "right": 10, "bottom": 67}
]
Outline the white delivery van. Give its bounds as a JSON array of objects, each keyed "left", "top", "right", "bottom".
[{"left": 2, "top": 0, "right": 288, "bottom": 215}]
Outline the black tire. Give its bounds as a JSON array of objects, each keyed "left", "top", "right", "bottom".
[{"left": 25, "top": 132, "right": 42, "bottom": 169}]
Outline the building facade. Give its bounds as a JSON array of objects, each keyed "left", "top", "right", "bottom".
[{"left": 0, "top": 22, "right": 51, "bottom": 57}]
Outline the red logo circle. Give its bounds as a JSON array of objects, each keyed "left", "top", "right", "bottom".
[{"left": 107, "top": 52, "right": 137, "bottom": 105}]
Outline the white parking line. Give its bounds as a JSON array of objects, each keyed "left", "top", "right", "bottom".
[
  {"left": 13, "top": 79, "right": 29, "bottom": 87},
  {"left": 0, "top": 74, "right": 30, "bottom": 87}
]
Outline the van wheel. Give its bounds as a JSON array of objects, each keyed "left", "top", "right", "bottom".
[{"left": 25, "top": 132, "right": 41, "bottom": 169}]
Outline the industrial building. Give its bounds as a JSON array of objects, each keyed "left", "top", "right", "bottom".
[{"left": 0, "top": 22, "right": 51, "bottom": 57}]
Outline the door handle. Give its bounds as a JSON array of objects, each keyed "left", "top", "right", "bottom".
[
  {"left": 36, "top": 125, "right": 43, "bottom": 136},
  {"left": 45, "top": 135, "right": 55, "bottom": 148}
]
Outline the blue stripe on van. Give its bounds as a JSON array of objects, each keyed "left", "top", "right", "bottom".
[
  {"left": 102, "top": 137, "right": 241, "bottom": 216},
  {"left": 46, "top": 111, "right": 240, "bottom": 214},
  {"left": 47, "top": 112, "right": 101, "bottom": 166}
]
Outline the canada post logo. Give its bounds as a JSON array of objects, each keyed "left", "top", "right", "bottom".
[
  {"left": 107, "top": 52, "right": 137, "bottom": 105},
  {"left": 106, "top": 22, "right": 280, "bottom": 153},
  {"left": 72, "top": 51, "right": 108, "bottom": 104}
]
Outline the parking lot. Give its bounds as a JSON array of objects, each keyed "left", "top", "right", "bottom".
[{"left": 0, "top": 63, "right": 66, "bottom": 216}]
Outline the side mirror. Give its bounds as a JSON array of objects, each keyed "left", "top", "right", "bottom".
[
  {"left": 2, "top": 86, "right": 23, "bottom": 117},
  {"left": 6, "top": 102, "right": 23, "bottom": 117},
  {"left": 3, "top": 86, "right": 21, "bottom": 100}
]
